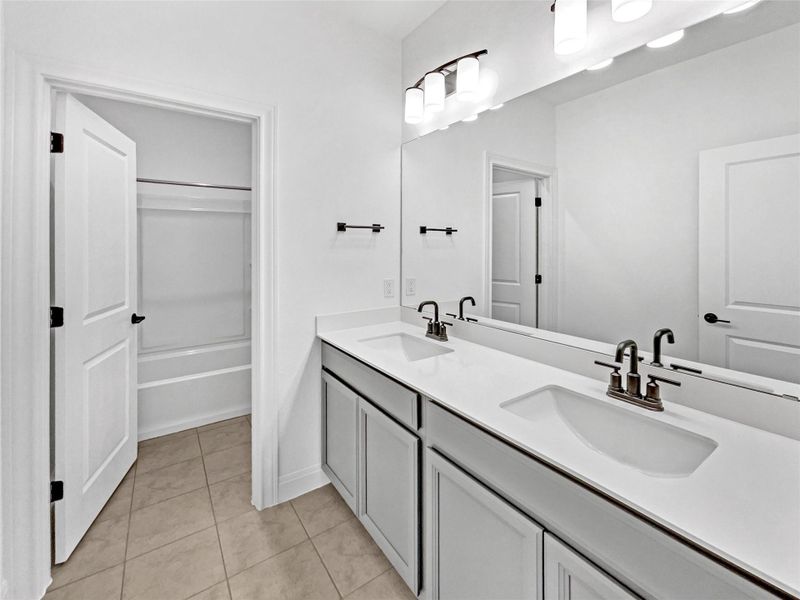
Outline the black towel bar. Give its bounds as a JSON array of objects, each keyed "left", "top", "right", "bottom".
[
  {"left": 337, "top": 222, "right": 385, "bottom": 233},
  {"left": 420, "top": 226, "right": 457, "bottom": 235}
]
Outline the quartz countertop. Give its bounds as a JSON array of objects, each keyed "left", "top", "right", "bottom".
[{"left": 318, "top": 320, "right": 800, "bottom": 597}]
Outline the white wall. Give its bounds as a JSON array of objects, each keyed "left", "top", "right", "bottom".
[
  {"left": 3, "top": 0, "right": 400, "bottom": 508},
  {"left": 402, "top": 91, "right": 555, "bottom": 311},
  {"left": 555, "top": 24, "right": 800, "bottom": 357},
  {"left": 401, "top": 0, "right": 746, "bottom": 139}
]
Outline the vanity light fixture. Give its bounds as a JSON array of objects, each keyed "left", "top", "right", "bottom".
[
  {"left": 611, "top": 0, "right": 652, "bottom": 23},
  {"left": 587, "top": 58, "right": 614, "bottom": 71},
  {"left": 404, "top": 49, "right": 488, "bottom": 125},
  {"left": 404, "top": 87, "right": 424, "bottom": 124},
  {"left": 723, "top": 0, "right": 763, "bottom": 14},
  {"left": 462, "top": 114, "right": 478, "bottom": 122},
  {"left": 646, "top": 29, "right": 684, "bottom": 48},
  {"left": 553, "top": 0, "right": 588, "bottom": 55}
]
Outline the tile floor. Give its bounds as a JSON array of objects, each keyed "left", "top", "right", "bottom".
[{"left": 45, "top": 416, "right": 415, "bottom": 600}]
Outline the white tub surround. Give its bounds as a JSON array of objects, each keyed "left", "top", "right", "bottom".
[{"left": 316, "top": 311, "right": 800, "bottom": 598}]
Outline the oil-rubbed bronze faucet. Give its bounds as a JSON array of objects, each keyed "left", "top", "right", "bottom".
[
  {"left": 594, "top": 339, "right": 681, "bottom": 411},
  {"left": 418, "top": 300, "right": 448, "bottom": 341}
]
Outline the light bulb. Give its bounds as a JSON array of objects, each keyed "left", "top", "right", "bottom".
[
  {"left": 424, "top": 72, "right": 445, "bottom": 113},
  {"left": 404, "top": 87, "right": 424, "bottom": 124},
  {"left": 587, "top": 58, "right": 613, "bottom": 71},
  {"left": 554, "top": 0, "right": 587, "bottom": 55},
  {"left": 723, "top": 0, "right": 762, "bottom": 14},
  {"left": 646, "top": 29, "right": 684, "bottom": 49},
  {"left": 612, "top": 0, "right": 652, "bottom": 23},
  {"left": 456, "top": 57, "right": 480, "bottom": 101}
]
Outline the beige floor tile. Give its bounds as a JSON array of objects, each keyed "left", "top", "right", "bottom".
[
  {"left": 137, "top": 430, "right": 201, "bottom": 475},
  {"left": 204, "top": 442, "right": 251, "bottom": 484},
  {"left": 198, "top": 415, "right": 249, "bottom": 433},
  {"left": 291, "top": 483, "right": 352, "bottom": 537},
  {"left": 132, "top": 456, "right": 207, "bottom": 510},
  {"left": 210, "top": 472, "right": 255, "bottom": 523},
  {"left": 122, "top": 527, "right": 226, "bottom": 600},
  {"left": 345, "top": 569, "right": 415, "bottom": 600},
  {"left": 50, "top": 514, "right": 128, "bottom": 589},
  {"left": 189, "top": 581, "right": 231, "bottom": 600},
  {"left": 199, "top": 419, "right": 251, "bottom": 455},
  {"left": 228, "top": 540, "right": 338, "bottom": 600},
  {"left": 126, "top": 488, "right": 214, "bottom": 559},
  {"left": 217, "top": 501, "right": 307, "bottom": 575},
  {"left": 312, "top": 518, "right": 390, "bottom": 596},
  {"left": 95, "top": 475, "right": 134, "bottom": 524},
  {"left": 45, "top": 565, "right": 124, "bottom": 600}
]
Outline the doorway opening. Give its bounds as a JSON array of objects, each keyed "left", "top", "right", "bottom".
[{"left": 50, "top": 92, "right": 259, "bottom": 564}]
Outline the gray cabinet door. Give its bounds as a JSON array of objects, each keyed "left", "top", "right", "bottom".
[
  {"left": 321, "top": 372, "right": 358, "bottom": 512},
  {"left": 429, "top": 450, "right": 544, "bottom": 600},
  {"left": 358, "top": 399, "right": 420, "bottom": 594},
  {"left": 544, "top": 534, "right": 637, "bottom": 600}
]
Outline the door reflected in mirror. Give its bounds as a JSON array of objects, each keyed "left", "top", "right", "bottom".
[{"left": 401, "top": 1, "right": 800, "bottom": 391}]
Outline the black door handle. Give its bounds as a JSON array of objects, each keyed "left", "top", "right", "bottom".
[
  {"left": 703, "top": 312, "right": 730, "bottom": 324},
  {"left": 131, "top": 313, "right": 146, "bottom": 324}
]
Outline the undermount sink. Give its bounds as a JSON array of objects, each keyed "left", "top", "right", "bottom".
[
  {"left": 359, "top": 333, "right": 454, "bottom": 362},
  {"left": 501, "top": 385, "right": 718, "bottom": 477}
]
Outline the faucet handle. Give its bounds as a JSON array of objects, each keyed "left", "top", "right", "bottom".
[
  {"left": 445, "top": 312, "right": 457, "bottom": 319},
  {"left": 645, "top": 374, "right": 681, "bottom": 404},
  {"left": 594, "top": 360, "right": 624, "bottom": 393},
  {"left": 594, "top": 360, "right": 622, "bottom": 371},
  {"left": 647, "top": 374, "right": 681, "bottom": 387}
]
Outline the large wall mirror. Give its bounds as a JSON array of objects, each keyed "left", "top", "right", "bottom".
[{"left": 401, "top": 1, "right": 800, "bottom": 395}]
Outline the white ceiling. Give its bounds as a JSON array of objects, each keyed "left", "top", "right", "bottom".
[{"left": 323, "top": 0, "right": 447, "bottom": 41}]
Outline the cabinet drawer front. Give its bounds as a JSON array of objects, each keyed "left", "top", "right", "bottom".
[
  {"left": 425, "top": 401, "right": 776, "bottom": 600},
  {"left": 429, "top": 450, "right": 543, "bottom": 600},
  {"left": 544, "top": 534, "right": 636, "bottom": 600},
  {"left": 321, "top": 372, "right": 358, "bottom": 512},
  {"left": 323, "top": 343, "right": 419, "bottom": 430},
  {"left": 359, "top": 399, "right": 420, "bottom": 594}
]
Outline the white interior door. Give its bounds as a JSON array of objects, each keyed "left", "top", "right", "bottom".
[
  {"left": 699, "top": 134, "right": 800, "bottom": 383},
  {"left": 52, "top": 94, "right": 138, "bottom": 562},
  {"left": 491, "top": 179, "right": 538, "bottom": 326}
]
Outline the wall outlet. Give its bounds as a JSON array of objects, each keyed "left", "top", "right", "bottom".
[
  {"left": 406, "top": 278, "right": 416, "bottom": 296},
  {"left": 383, "top": 279, "right": 395, "bottom": 298}
]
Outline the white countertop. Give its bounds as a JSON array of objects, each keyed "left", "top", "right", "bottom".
[{"left": 318, "top": 320, "right": 800, "bottom": 597}]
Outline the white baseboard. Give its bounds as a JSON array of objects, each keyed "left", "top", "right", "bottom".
[
  {"left": 138, "top": 405, "right": 251, "bottom": 441},
  {"left": 278, "top": 465, "right": 329, "bottom": 503}
]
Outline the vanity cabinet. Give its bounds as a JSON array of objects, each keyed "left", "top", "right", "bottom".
[
  {"left": 321, "top": 371, "right": 358, "bottom": 512},
  {"left": 544, "top": 534, "right": 636, "bottom": 600},
  {"left": 429, "top": 450, "right": 543, "bottom": 600},
  {"left": 359, "top": 399, "right": 420, "bottom": 593},
  {"left": 321, "top": 343, "right": 421, "bottom": 594}
]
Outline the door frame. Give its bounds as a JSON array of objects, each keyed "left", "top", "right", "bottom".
[
  {"left": 1, "top": 53, "right": 278, "bottom": 599},
  {"left": 484, "top": 153, "right": 557, "bottom": 330}
]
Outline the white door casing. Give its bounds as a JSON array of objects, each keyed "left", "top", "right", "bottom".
[
  {"left": 699, "top": 134, "right": 800, "bottom": 384},
  {"left": 52, "top": 94, "right": 138, "bottom": 562},
  {"left": 491, "top": 178, "right": 539, "bottom": 327}
]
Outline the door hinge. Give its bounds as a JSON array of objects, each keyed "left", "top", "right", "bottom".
[
  {"left": 50, "top": 306, "right": 64, "bottom": 328},
  {"left": 534, "top": 196, "right": 542, "bottom": 208},
  {"left": 535, "top": 274, "right": 543, "bottom": 284},
  {"left": 50, "top": 481, "right": 64, "bottom": 503},
  {"left": 50, "top": 132, "right": 64, "bottom": 153}
]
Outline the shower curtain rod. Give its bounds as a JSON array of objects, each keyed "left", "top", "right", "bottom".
[{"left": 137, "top": 177, "right": 252, "bottom": 191}]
